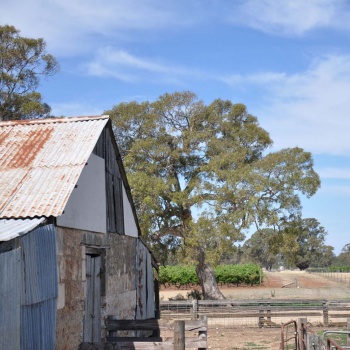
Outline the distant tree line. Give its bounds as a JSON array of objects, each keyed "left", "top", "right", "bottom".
[{"left": 2, "top": 24, "right": 347, "bottom": 298}]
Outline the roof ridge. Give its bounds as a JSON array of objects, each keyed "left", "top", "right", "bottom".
[{"left": 0, "top": 115, "right": 109, "bottom": 126}]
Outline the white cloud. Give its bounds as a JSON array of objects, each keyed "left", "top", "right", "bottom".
[
  {"left": 321, "top": 185, "right": 350, "bottom": 196},
  {"left": 318, "top": 168, "right": 350, "bottom": 180},
  {"left": 83, "top": 47, "right": 200, "bottom": 84},
  {"left": 223, "top": 55, "right": 350, "bottom": 156},
  {"left": 228, "top": 0, "right": 350, "bottom": 36},
  {"left": 0, "top": 0, "right": 203, "bottom": 55}
]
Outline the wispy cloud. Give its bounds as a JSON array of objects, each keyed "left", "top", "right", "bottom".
[
  {"left": 228, "top": 0, "right": 350, "bottom": 36},
  {"left": 0, "top": 0, "right": 204, "bottom": 55},
  {"left": 3, "top": 0, "right": 350, "bottom": 57},
  {"left": 84, "top": 47, "right": 200, "bottom": 84},
  {"left": 318, "top": 168, "right": 350, "bottom": 180},
  {"left": 223, "top": 55, "right": 350, "bottom": 156}
]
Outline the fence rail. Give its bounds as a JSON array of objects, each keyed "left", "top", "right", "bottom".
[
  {"left": 160, "top": 299, "right": 350, "bottom": 327},
  {"left": 105, "top": 317, "right": 208, "bottom": 350}
]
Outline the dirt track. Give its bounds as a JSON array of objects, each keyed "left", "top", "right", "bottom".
[
  {"left": 160, "top": 270, "right": 350, "bottom": 301},
  {"left": 159, "top": 271, "right": 350, "bottom": 349}
]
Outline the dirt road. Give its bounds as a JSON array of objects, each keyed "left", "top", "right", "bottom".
[
  {"left": 159, "top": 270, "right": 350, "bottom": 349},
  {"left": 160, "top": 270, "right": 350, "bottom": 301}
]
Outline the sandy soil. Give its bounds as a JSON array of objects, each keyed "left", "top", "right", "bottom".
[
  {"left": 160, "top": 270, "right": 350, "bottom": 301},
  {"left": 159, "top": 271, "right": 350, "bottom": 349}
]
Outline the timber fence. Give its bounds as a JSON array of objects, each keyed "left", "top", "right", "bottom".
[
  {"left": 160, "top": 299, "right": 350, "bottom": 327},
  {"left": 105, "top": 317, "right": 207, "bottom": 350}
]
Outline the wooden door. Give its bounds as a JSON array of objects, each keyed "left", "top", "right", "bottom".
[{"left": 83, "top": 254, "right": 101, "bottom": 343}]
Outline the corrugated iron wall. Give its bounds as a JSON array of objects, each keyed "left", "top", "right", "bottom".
[
  {"left": 0, "top": 248, "right": 21, "bottom": 350},
  {"left": 19, "top": 224, "right": 58, "bottom": 350}
]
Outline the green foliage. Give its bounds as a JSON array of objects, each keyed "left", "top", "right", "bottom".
[
  {"left": 279, "top": 218, "right": 335, "bottom": 269},
  {"left": 159, "top": 265, "right": 199, "bottom": 287},
  {"left": 215, "top": 264, "right": 262, "bottom": 286},
  {"left": 107, "top": 91, "right": 320, "bottom": 297},
  {"left": 333, "top": 244, "right": 350, "bottom": 266},
  {"left": 159, "top": 264, "right": 262, "bottom": 287},
  {"left": 241, "top": 229, "right": 281, "bottom": 270},
  {"left": 0, "top": 25, "right": 59, "bottom": 120},
  {"left": 107, "top": 92, "right": 320, "bottom": 258},
  {"left": 242, "top": 221, "right": 335, "bottom": 270}
]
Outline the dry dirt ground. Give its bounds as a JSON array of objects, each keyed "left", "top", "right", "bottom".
[{"left": 159, "top": 270, "right": 350, "bottom": 349}]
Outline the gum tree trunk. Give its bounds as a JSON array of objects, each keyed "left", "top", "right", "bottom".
[{"left": 196, "top": 248, "right": 225, "bottom": 300}]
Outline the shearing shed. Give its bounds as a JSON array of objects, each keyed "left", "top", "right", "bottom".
[{"left": 0, "top": 116, "right": 158, "bottom": 350}]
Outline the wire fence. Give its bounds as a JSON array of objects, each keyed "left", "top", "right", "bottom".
[
  {"left": 308, "top": 270, "right": 350, "bottom": 286},
  {"left": 160, "top": 299, "right": 350, "bottom": 328}
]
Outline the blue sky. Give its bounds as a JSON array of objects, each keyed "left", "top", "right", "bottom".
[{"left": 2, "top": 0, "right": 350, "bottom": 254}]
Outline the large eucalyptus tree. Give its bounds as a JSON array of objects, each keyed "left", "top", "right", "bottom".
[{"left": 107, "top": 91, "right": 320, "bottom": 299}]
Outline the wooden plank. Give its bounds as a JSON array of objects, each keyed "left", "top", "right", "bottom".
[
  {"left": 106, "top": 318, "right": 207, "bottom": 332},
  {"left": 107, "top": 337, "right": 163, "bottom": 342},
  {"left": 329, "top": 314, "right": 350, "bottom": 318},
  {"left": 92, "top": 255, "right": 102, "bottom": 342},
  {"left": 83, "top": 255, "right": 93, "bottom": 342},
  {"left": 159, "top": 312, "right": 322, "bottom": 319},
  {"left": 109, "top": 337, "right": 207, "bottom": 350},
  {"left": 112, "top": 342, "right": 173, "bottom": 350}
]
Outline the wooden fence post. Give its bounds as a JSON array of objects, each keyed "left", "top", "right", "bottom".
[
  {"left": 297, "top": 318, "right": 307, "bottom": 350},
  {"left": 198, "top": 315, "right": 208, "bottom": 350},
  {"left": 259, "top": 303, "right": 264, "bottom": 328},
  {"left": 192, "top": 299, "right": 198, "bottom": 320},
  {"left": 323, "top": 301, "right": 329, "bottom": 327},
  {"left": 174, "top": 320, "right": 185, "bottom": 350},
  {"left": 347, "top": 318, "right": 350, "bottom": 347}
]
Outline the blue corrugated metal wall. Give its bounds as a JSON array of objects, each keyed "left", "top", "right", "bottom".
[
  {"left": 0, "top": 248, "right": 21, "bottom": 350},
  {"left": 20, "top": 224, "right": 58, "bottom": 350}
]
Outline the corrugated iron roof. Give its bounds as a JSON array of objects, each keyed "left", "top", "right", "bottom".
[
  {"left": 0, "top": 218, "right": 45, "bottom": 241},
  {"left": 0, "top": 116, "right": 109, "bottom": 218}
]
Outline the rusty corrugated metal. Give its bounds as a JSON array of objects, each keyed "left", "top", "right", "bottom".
[{"left": 0, "top": 116, "right": 109, "bottom": 218}]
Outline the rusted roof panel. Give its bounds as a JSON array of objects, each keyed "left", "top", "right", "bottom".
[{"left": 0, "top": 116, "right": 109, "bottom": 218}]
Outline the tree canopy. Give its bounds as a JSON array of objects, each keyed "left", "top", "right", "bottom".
[
  {"left": 333, "top": 244, "right": 350, "bottom": 266},
  {"left": 0, "top": 25, "right": 59, "bottom": 121},
  {"left": 279, "top": 217, "right": 334, "bottom": 269},
  {"left": 106, "top": 91, "right": 321, "bottom": 298},
  {"left": 242, "top": 220, "right": 334, "bottom": 270},
  {"left": 241, "top": 229, "right": 280, "bottom": 270}
]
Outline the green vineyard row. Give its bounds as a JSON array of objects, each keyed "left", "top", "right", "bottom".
[{"left": 158, "top": 264, "right": 263, "bottom": 287}]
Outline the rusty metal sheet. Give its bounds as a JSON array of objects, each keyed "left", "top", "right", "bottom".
[{"left": 0, "top": 116, "right": 108, "bottom": 218}]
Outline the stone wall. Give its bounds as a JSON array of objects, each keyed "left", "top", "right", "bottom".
[
  {"left": 55, "top": 227, "right": 140, "bottom": 348},
  {"left": 105, "top": 233, "right": 137, "bottom": 319}
]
